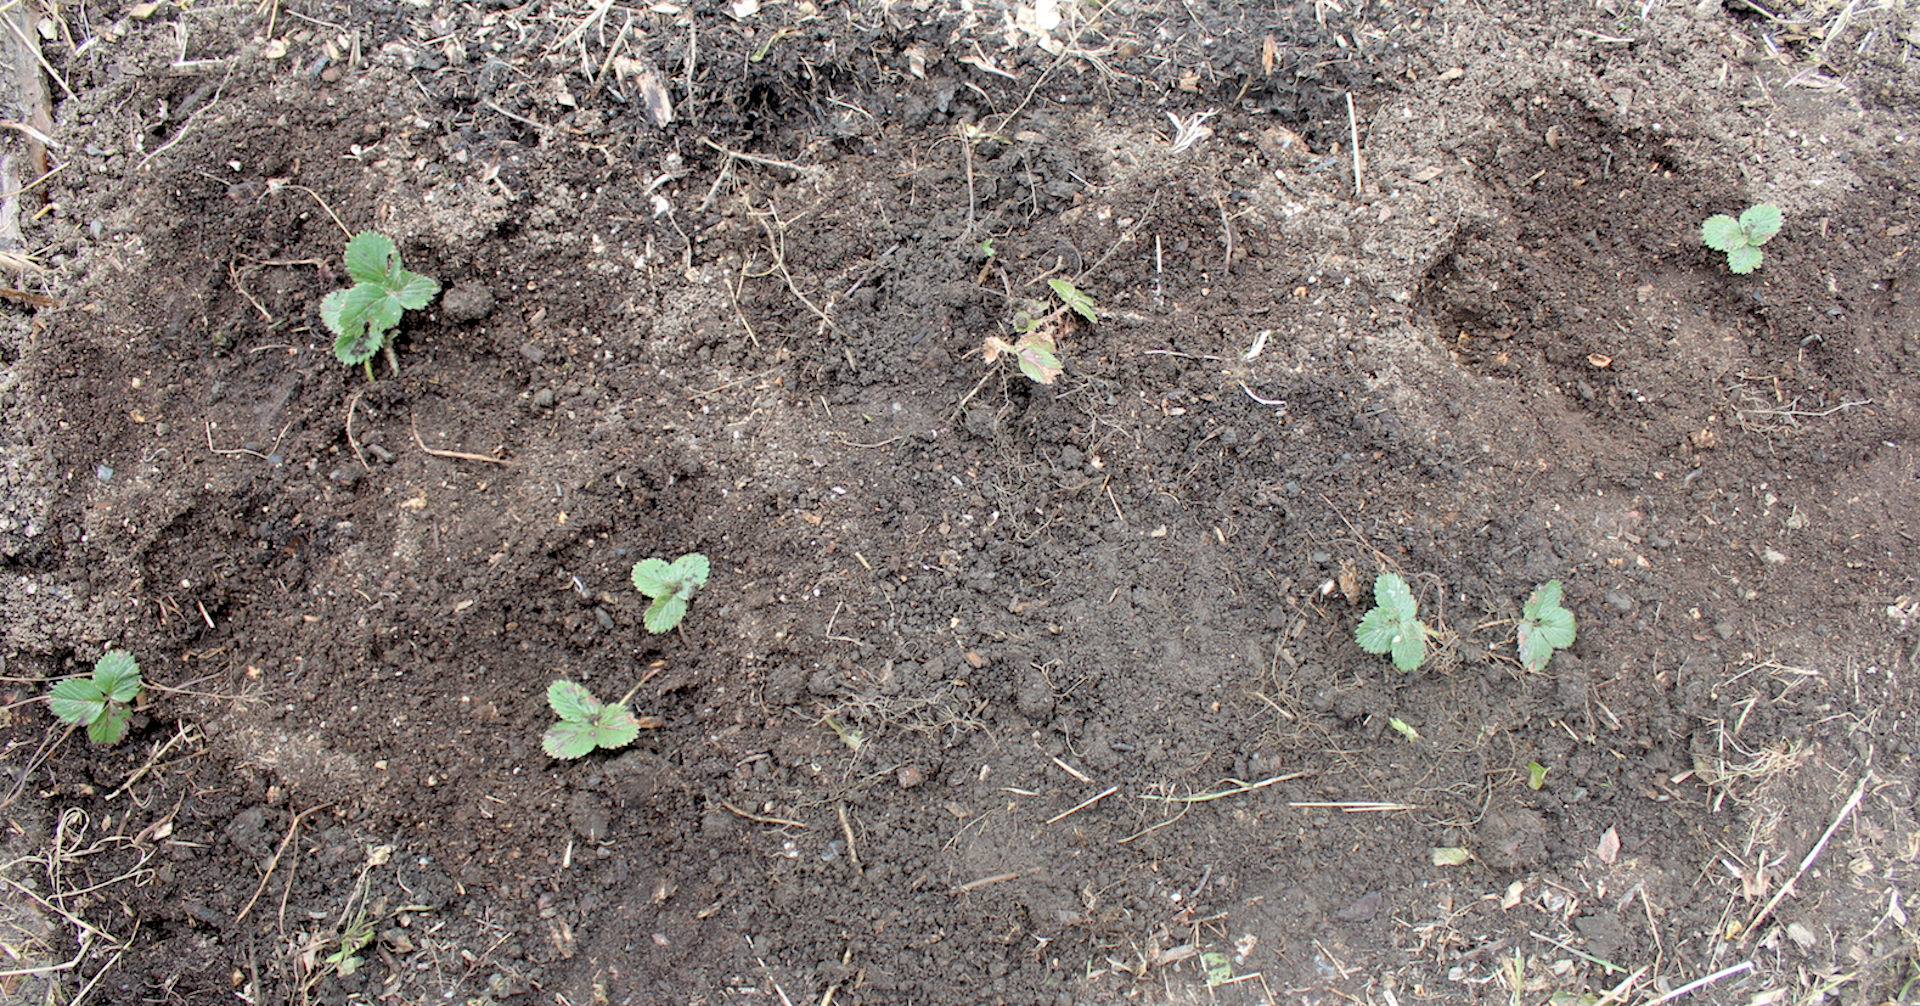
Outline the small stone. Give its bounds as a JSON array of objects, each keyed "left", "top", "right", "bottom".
[
  {"left": 440, "top": 282, "right": 495, "bottom": 323},
  {"left": 532, "top": 388, "right": 555, "bottom": 409},
  {"left": 1761, "top": 548, "right": 1787, "bottom": 564},
  {"left": 897, "top": 765, "right": 926, "bottom": 788},
  {"left": 1604, "top": 590, "right": 1634, "bottom": 614}
]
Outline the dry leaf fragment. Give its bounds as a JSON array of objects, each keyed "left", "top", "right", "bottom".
[
  {"left": 1411, "top": 165, "right": 1445, "bottom": 183},
  {"left": 610, "top": 57, "right": 674, "bottom": 126},
  {"left": 1595, "top": 826, "right": 1620, "bottom": 865},
  {"left": 1587, "top": 353, "right": 1612, "bottom": 368},
  {"left": 728, "top": 0, "right": 760, "bottom": 19},
  {"left": 129, "top": 1, "right": 162, "bottom": 17},
  {"left": 1501, "top": 880, "right": 1525, "bottom": 910},
  {"left": 1262, "top": 33, "right": 1278, "bottom": 75},
  {"left": 904, "top": 44, "right": 928, "bottom": 79}
]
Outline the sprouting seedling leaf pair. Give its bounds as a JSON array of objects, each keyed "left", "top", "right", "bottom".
[
  {"left": 1355, "top": 572, "right": 1434, "bottom": 672},
  {"left": 48, "top": 650, "right": 145, "bottom": 744},
  {"left": 1517, "top": 580, "right": 1577, "bottom": 672},
  {"left": 542, "top": 680, "right": 642, "bottom": 759},
  {"left": 631, "top": 553, "right": 710, "bottom": 633},
  {"left": 1700, "top": 204, "right": 1782, "bottom": 274},
  {"left": 321, "top": 232, "right": 440, "bottom": 376}
]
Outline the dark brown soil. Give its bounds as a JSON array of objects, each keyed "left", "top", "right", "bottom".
[{"left": 3, "top": 1, "right": 1918, "bottom": 1004}]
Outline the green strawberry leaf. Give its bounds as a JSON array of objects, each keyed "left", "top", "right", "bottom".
[
  {"left": 645, "top": 594, "right": 689, "bottom": 633},
  {"left": 345, "top": 232, "right": 400, "bottom": 287},
  {"left": 1533, "top": 606, "right": 1576, "bottom": 650},
  {"left": 1739, "top": 204, "right": 1782, "bottom": 244},
  {"left": 1373, "top": 572, "right": 1416, "bottom": 620},
  {"left": 48, "top": 677, "right": 106, "bottom": 726},
  {"left": 543, "top": 718, "right": 600, "bottom": 759},
  {"left": 1701, "top": 215, "right": 1744, "bottom": 252},
  {"left": 631, "top": 558, "right": 675, "bottom": 598},
  {"left": 89, "top": 704, "right": 132, "bottom": 745},
  {"left": 1015, "top": 340, "right": 1063, "bottom": 384},
  {"left": 1727, "top": 245, "right": 1762, "bottom": 274},
  {"left": 1047, "top": 278, "right": 1097, "bottom": 324},
  {"left": 666, "top": 553, "right": 710, "bottom": 592},
  {"left": 1522, "top": 580, "right": 1563, "bottom": 622},
  {"left": 94, "top": 650, "right": 143, "bottom": 703},
  {"left": 1389, "top": 626, "right": 1428, "bottom": 672},
  {"left": 1518, "top": 621, "right": 1557, "bottom": 672},
  {"left": 1355, "top": 605, "right": 1400, "bottom": 655},
  {"left": 587, "top": 703, "right": 642, "bottom": 750},
  {"left": 546, "top": 680, "right": 601, "bottom": 722},
  {"left": 390, "top": 271, "right": 441, "bottom": 311}
]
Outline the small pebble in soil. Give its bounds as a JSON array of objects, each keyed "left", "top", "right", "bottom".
[
  {"left": 897, "top": 765, "right": 926, "bottom": 788},
  {"left": 440, "top": 282, "right": 496, "bottom": 323},
  {"left": 532, "top": 388, "right": 555, "bottom": 409}
]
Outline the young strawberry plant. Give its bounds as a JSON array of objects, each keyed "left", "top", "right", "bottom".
[
  {"left": 631, "top": 553, "right": 710, "bottom": 633},
  {"left": 48, "top": 649, "right": 144, "bottom": 744},
  {"left": 321, "top": 232, "right": 440, "bottom": 378},
  {"left": 980, "top": 278, "right": 1095, "bottom": 385},
  {"left": 542, "top": 680, "right": 643, "bottom": 759},
  {"left": 1701, "top": 204, "right": 1782, "bottom": 274},
  {"left": 1355, "top": 572, "right": 1434, "bottom": 672},
  {"left": 1516, "top": 580, "right": 1577, "bottom": 672}
]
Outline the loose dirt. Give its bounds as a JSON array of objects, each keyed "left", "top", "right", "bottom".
[{"left": 2, "top": 0, "right": 1916, "bottom": 1004}]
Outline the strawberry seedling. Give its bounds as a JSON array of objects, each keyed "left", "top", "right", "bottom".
[
  {"left": 321, "top": 232, "right": 440, "bottom": 378},
  {"left": 631, "top": 553, "right": 710, "bottom": 633},
  {"left": 1517, "top": 580, "right": 1577, "bottom": 672},
  {"left": 1355, "top": 572, "right": 1434, "bottom": 672},
  {"left": 48, "top": 649, "right": 144, "bottom": 744},
  {"left": 1701, "top": 204, "right": 1782, "bottom": 274},
  {"left": 980, "top": 278, "right": 1094, "bottom": 385},
  {"left": 542, "top": 680, "right": 643, "bottom": 759}
]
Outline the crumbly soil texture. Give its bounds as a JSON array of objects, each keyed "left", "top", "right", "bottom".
[{"left": 3, "top": 0, "right": 1919, "bottom": 1003}]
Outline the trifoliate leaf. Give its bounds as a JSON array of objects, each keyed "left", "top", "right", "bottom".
[
  {"left": 542, "top": 690, "right": 641, "bottom": 759},
  {"left": 1518, "top": 580, "right": 1577, "bottom": 672},
  {"left": 1701, "top": 215, "right": 1744, "bottom": 252},
  {"left": 1355, "top": 606, "right": 1400, "bottom": 655},
  {"left": 631, "top": 558, "right": 675, "bottom": 598},
  {"left": 1739, "top": 204, "right": 1782, "bottom": 244},
  {"left": 666, "top": 553, "right": 711, "bottom": 593},
  {"left": 93, "top": 650, "right": 143, "bottom": 703},
  {"left": 1727, "top": 245, "right": 1762, "bottom": 274},
  {"left": 48, "top": 677, "right": 106, "bottom": 726},
  {"left": 1047, "top": 278, "right": 1097, "bottom": 324},
  {"left": 645, "top": 594, "right": 689, "bottom": 633},
  {"left": 344, "top": 232, "right": 400, "bottom": 287},
  {"left": 89, "top": 704, "right": 132, "bottom": 745},
  {"left": 546, "top": 680, "right": 600, "bottom": 723}
]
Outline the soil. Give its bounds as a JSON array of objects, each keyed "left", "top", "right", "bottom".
[{"left": 3, "top": 0, "right": 1918, "bottom": 1004}]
